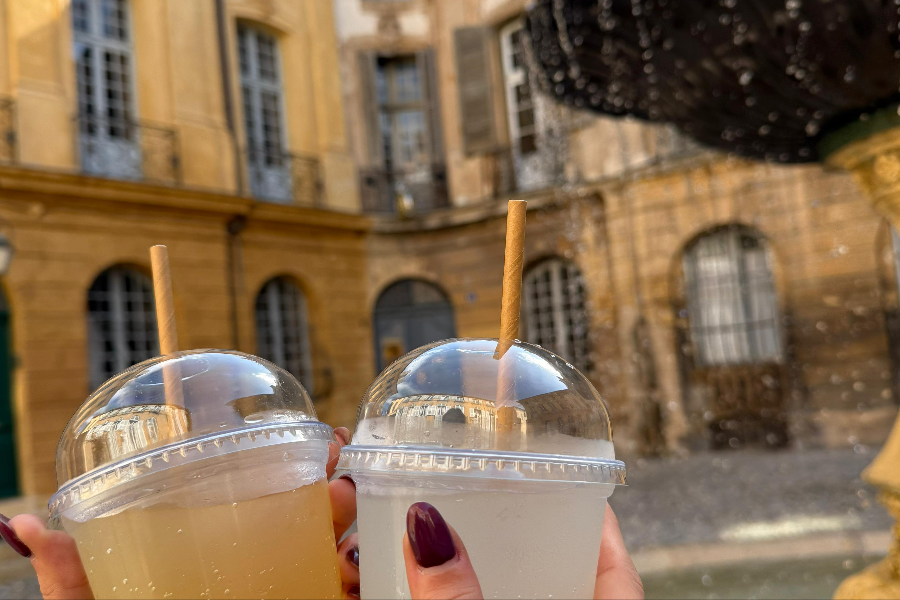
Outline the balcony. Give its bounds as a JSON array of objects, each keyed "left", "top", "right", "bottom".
[
  {"left": 246, "top": 148, "right": 323, "bottom": 206},
  {"left": 76, "top": 115, "right": 182, "bottom": 185},
  {"left": 359, "top": 164, "right": 449, "bottom": 215}
]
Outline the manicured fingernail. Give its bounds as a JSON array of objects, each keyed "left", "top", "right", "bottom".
[
  {"left": 347, "top": 585, "right": 360, "bottom": 599},
  {"left": 347, "top": 545, "right": 359, "bottom": 567},
  {"left": 339, "top": 473, "right": 356, "bottom": 488},
  {"left": 0, "top": 514, "right": 32, "bottom": 558},
  {"left": 335, "top": 427, "right": 351, "bottom": 446},
  {"left": 406, "top": 502, "right": 456, "bottom": 568}
]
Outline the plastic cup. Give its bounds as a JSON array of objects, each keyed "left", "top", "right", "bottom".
[
  {"left": 338, "top": 339, "right": 626, "bottom": 599},
  {"left": 49, "top": 350, "right": 341, "bottom": 600}
]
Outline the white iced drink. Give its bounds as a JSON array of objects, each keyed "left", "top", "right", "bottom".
[{"left": 357, "top": 475, "right": 611, "bottom": 599}]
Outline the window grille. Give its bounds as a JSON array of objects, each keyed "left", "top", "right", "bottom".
[
  {"left": 522, "top": 258, "right": 592, "bottom": 373},
  {"left": 73, "top": 0, "right": 140, "bottom": 178},
  {"left": 255, "top": 277, "right": 314, "bottom": 392},
  {"left": 87, "top": 266, "right": 158, "bottom": 389},
  {"left": 683, "top": 228, "right": 783, "bottom": 367},
  {"left": 238, "top": 24, "right": 292, "bottom": 202}
]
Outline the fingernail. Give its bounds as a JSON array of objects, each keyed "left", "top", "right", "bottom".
[
  {"left": 406, "top": 502, "right": 456, "bottom": 568},
  {"left": 335, "top": 427, "right": 351, "bottom": 446},
  {"left": 339, "top": 473, "right": 356, "bottom": 488},
  {"left": 347, "top": 585, "right": 360, "bottom": 599},
  {"left": 0, "top": 514, "right": 32, "bottom": 558},
  {"left": 347, "top": 545, "right": 359, "bottom": 567}
]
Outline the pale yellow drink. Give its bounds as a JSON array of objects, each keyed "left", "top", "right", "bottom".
[{"left": 62, "top": 479, "right": 340, "bottom": 600}]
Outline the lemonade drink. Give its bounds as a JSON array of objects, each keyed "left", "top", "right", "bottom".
[{"left": 63, "top": 479, "right": 340, "bottom": 600}]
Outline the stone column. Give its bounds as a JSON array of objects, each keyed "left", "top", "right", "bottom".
[{"left": 827, "top": 124, "right": 900, "bottom": 599}]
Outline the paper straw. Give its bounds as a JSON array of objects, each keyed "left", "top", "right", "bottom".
[
  {"left": 150, "top": 245, "right": 183, "bottom": 406},
  {"left": 496, "top": 200, "right": 527, "bottom": 433}
]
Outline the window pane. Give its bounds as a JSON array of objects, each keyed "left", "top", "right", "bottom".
[
  {"left": 256, "top": 32, "right": 279, "bottom": 81},
  {"left": 87, "top": 267, "right": 158, "bottom": 390},
  {"left": 261, "top": 91, "right": 284, "bottom": 165},
  {"left": 101, "top": 0, "right": 128, "bottom": 41},
  {"left": 237, "top": 27, "right": 252, "bottom": 77},
  {"left": 72, "top": 0, "right": 90, "bottom": 33},
  {"left": 255, "top": 278, "right": 314, "bottom": 392}
]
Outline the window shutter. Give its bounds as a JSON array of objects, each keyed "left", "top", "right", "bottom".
[
  {"left": 418, "top": 48, "right": 445, "bottom": 165},
  {"left": 454, "top": 27, "right": 497, "bottom": 155},
  {"left": 357, "top": 51, "right": 382, "bottom": 167}
]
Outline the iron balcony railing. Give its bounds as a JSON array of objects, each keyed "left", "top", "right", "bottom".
[
  {"left": 359, "top": 164, "right": 449, "bottom": 215},
  {"left": 246, "top": 147, "right": 323, "bottom": 206},
  {"left": 76, "top": 114, "right": 182, "bottom": 185}
]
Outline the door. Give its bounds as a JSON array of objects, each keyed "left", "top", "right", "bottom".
[
  {"left": 373, "top": 280, "right": 456, "bottom": 372},
  {"left": 0, "top": 308, "right": 16, "bottom": 498}
]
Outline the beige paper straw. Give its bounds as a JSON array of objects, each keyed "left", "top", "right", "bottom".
[
  {"left": 150, "top": 245, "right": 183, "bottom": 405},
  {"left": 496, "top": 200, "right": 527, "bottom": 433}
]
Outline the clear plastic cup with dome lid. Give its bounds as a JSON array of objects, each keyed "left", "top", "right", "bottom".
[
  {"left": 338, "top": 338, "right": 626, "bottom": 600},
  {"left": 49, "top": 350, "right": 341, "bottom": 600}
]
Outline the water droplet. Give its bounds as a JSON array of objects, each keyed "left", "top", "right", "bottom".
[{"left": 106, "top": 548, "right": 112, "bottom": 554}]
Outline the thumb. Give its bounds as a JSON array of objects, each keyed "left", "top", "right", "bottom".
[
  {"left": 8, "top": 514, "right": 94, "bottom": 600},
  {"left": 403, "top": 503, "right": 483, "bottom": 600}
]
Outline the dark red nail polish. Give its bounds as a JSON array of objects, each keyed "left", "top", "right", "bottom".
[
  {"left": 348, "top": 545, "right": 359, "bottom": 567},
  {"left": 0, "top": 513, "right": 32, "bottom": 558},
  {"left": 347, "top": 585, "right": 360, "bottom": 599},
  {"left": 339, "top": 473, "right": 356, "bottom": 488},
  {"left": 406, "top": 502, "right": 456, "bottom": 568}
]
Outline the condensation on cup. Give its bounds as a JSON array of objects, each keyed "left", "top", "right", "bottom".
[
  {"left": 49, "top": 350, "right": 341, "bottom": 600},
  {"left": 338, "top": 338, "right": 627, "bottom": 600}
]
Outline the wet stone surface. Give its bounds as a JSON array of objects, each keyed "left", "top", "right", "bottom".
[{"left": 611, "top": 447, "right": 892, "bottom": 551}]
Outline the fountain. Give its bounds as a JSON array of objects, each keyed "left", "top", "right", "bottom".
[{"left": 525, "top": 1, "right": 900, "bottom": 597}]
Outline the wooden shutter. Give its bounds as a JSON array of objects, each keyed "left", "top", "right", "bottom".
[
  {"left": 418, "top": 48, "right": 445, "bottom": 165},
  {"left": 454, "top": 27, "right": 497, "bottom": 155},
  {"left": 357, "top": 51, "right": 382, "bottom": 167}
]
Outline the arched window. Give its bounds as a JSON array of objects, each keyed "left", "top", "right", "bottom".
[
  {"left": 683, "top": 227, "right": 782, "bottom": 366},
  {"left": 87, "top": 266, "right": 158, "bottom": 389},
  {"left": 373, "top": 280, "right": 455, "bottom": 371},
  {"left": 73, "top": 0, "right": 140, "bottom": 179},
  {"left": 522, "top": 258, "right": 592, "bottom": 373},
  {"left": 238, "top": 23, "right": 290, "bottom": 202},
  {"left": 255, "top": 277, "right": 313, "bottom": 390}
]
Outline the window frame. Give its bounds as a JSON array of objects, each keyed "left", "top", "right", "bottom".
[
  {"left": 72, "top": 0, "right": 138, "bottom": 142},
  {"left": 683, "top": 228, "right": 784, "bottom": 368},
  {"left": 237, "top": 23, "right": 289, "bottom": 168},
  {"left": 254, "top": 277, "right": 315, "bottom": 393},
  {"left": 522, "top": 257, "right": 592, "bottom": 373},
  {"left": 87, "top": 266, "right": 159, "bottom": 390},
  {"left": 375, "top": 55, "right": 432, "bottom": 175},
  {"left": 499, "top": 19, "right": 540, "bottom": 159}
]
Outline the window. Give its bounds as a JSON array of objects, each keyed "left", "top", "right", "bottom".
[
  {"left": 522, "top": 258, "right": 592, "bottom": 373},
  {"left": 376, "top": 56, "right": 430, "bottom": 175},
  {"left": 683, "top": 228, "right": 783, "bottom": 367},
  {"left": 500, "top": 21, "right": 538, "bottom": 157},
  {"left": 73, "top": 0, "right": 140, "bottom": 178},
  {"left": 238, "top": 24, "right": 291, "bottom": 202},
  {"left": 87, "top": 266, "right": 158, "bottom": 389},
  {"left": 255, "top": 277, "right": 314, "bottom": 391}
]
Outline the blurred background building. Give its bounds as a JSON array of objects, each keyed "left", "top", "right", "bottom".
[{"left": 0, "top": 0, "right": 897, "bottom": 498}]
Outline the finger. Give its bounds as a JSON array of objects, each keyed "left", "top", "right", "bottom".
[
  {"left": 9, "top": 514, "right": 94, "bottom": 600},
  {"left": 329, "top": 475, "right": 357, "bottom": 543},
  {"left": 326, "top": 427, "right": 351, "bottom": 480},
  {"left": 594, "top": 504, "right": 643, "bottom": 600},
  {"left": 403, "top": 503, "right": 483, "bottom": 600},
  {"left": 336, "top": 532, "right": 360, "bottom": 597}
]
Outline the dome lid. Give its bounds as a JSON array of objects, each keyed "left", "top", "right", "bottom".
[
  {"left": 51, "top": 350, "right": 332, "bottom": 513},
  {"left": 342, "top": 339, "right": 624, "bottom": 484}
]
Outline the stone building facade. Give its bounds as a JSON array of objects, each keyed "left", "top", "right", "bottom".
[{"left": 0, "top": 0, "right": 897, "bottom": 496}]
